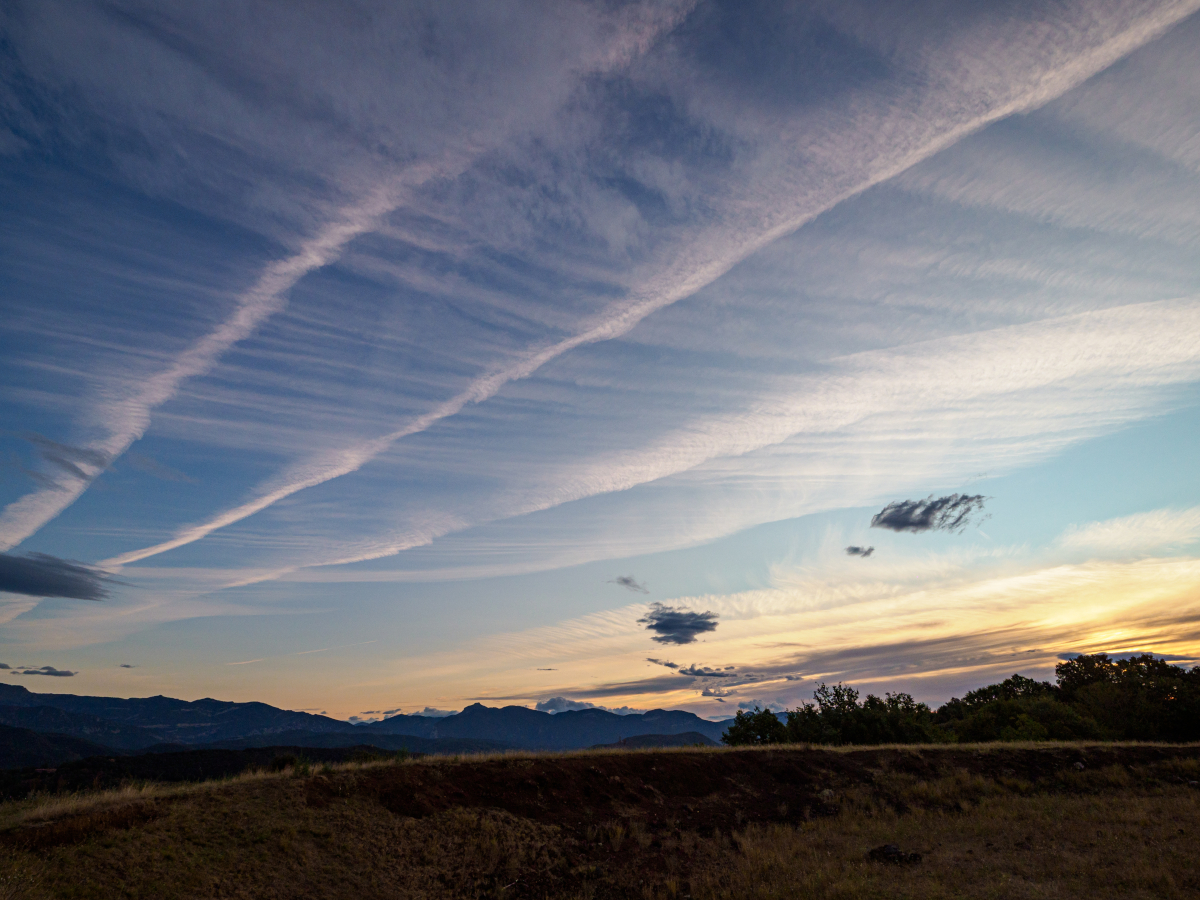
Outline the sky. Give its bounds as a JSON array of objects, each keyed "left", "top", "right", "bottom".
[{"left": 2, "top": 0, "right": 1200, "bottom": 722}]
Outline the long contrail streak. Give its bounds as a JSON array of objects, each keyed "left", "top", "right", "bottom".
[{"left": 102, "top": 0, "right": 1200, "bottom": 571}]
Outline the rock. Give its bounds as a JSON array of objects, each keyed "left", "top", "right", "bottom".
[
  {"left": 1073, "top": 761, "right": 1085, "bottom": 771},
  {"left": 818, "top": 788, "right": 835, "bottom": 801},
  {"left": 868, "top": 844, "right": 922, "bottom": 864}
]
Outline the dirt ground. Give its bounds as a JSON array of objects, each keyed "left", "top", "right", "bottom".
[{"left": 1, "top": 743, "right": 1198, "bottom": 899}]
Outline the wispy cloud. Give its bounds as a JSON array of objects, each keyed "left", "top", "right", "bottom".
[
  {"left": 3, "top": 2, "right": 689, "bottom": 559},
  {"left": 845, "top": 545, "right": 875, "bottom": 557},
  {"left": 91, "top": 0, "right": 1200, "bottom": 574},
  {"left": 1059, "top": 505, "right": 1200, "bottom": 553}
]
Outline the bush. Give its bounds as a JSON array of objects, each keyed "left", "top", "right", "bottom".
[{"left": 269, "top": 754, "right": 299, "bottom": 772}]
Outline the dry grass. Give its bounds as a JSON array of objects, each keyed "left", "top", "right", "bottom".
[
  {"left": 0, "top": 744, "right": 1197, "bottom": 899},
  {"left": 695, "top": 789, "right": 1200, "bottom": 900}
]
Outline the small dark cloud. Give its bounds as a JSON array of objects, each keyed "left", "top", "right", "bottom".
[
  {"left": 715, "top": 697, "right": 726, "bottom": 702},
  {"left": 678, "top": 664, "right": 737, "bottom": 678},
  {"left": 647, "top": 657, "right": 679, "bottom": 669},
  {"left": 536, "top": 667, "right": 558, "bottom": 671},
  {"left": 119, "top": 664, "right": 136, "bottom": 668},
  {"left": 638, "top": 603, "right": 718, "bottom": 645},
  {"left": 0, "top": 552, "right": 111, "bottom": 600},
  {"left": 126, "top": 452, "right": 195, "bottom": 483},
  {"left": 784, "top": 674, "right": 804, "bottom": 681},
  {"left": 646, "top": 657, "right": 678, "bottom": 668},
  {"left": 701, "top": 687, "right": 736, "bottom": 697},
  {"left": 870, "top": 494, "right": 988, "bottom": 533},
  {"left": 0, "top": 663, "right": 9, "bottom": 669},
  {"left": 536, "top": 697, "right": 595, "bottom": 713},
  {"left": 845, "top": 545, "right": 874, "bottom": 557},
  {"left": 609, "top": 575, "right": 649, "bottom": 593},
  {"left": 21, "top": 665, "right": 75, "bottom": 677}
]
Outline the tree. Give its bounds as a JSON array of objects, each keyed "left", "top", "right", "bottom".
[{"left": 721, "top": 707, "right": 786, "bottom": 746}]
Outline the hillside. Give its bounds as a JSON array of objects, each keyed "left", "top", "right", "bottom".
[
  {"left": 0, "top": 724, "right": 113, "bottom": 771},
  {"left": 1, "top": 743, "right": 1198, "bottom": 899}
]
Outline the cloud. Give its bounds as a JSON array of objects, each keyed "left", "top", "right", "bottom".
[
  {"left": 536, "top": 667, "right": 558, "bottom": 671},
  {"left": 870, "top": 494, "right": 988, "bottom": 533},
  {"left": 845, "top": 545, "right": 875, "bottom": 557},
  {"left": 19, "top": 665, "right": 76, "bottom": 677},
  {"left": 88, "top": 0, "right": 1200, "bottom": 578},
  {"left": 1059, "top": 506, "right": 1200, "bottom": 554},
  {"left": 646, "top": 658, "right": 679, "bottom": 669},
  {"left": 535, "top": 696, "right": 596, "bottom": 713},
  {"left": 678, "top": 664, "right": 738, "bottom": 678},
  {"left": 119, "top": 664, "right": 136, "bottom": 668},
  {"left": 25, "top": 434, "right": 111, "bottom": 484},
  {"left": 638, "top": 603, "right": 719, "bottom": 645},
  {"left": 701, "top": 687, "right": 736, "bottom": 697},
  {"left": 0, "top": 552, "right": 110, "bottom": 600},
  {"left": 415, "top": 707, "right": 455, "bottom": 718},
  {"left": 737, "top": 700, "right": 784, "bottom": 711},
  {"left": 609, "top": 575, "right": 649, "bottom": 593}
]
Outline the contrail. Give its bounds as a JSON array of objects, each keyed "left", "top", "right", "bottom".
[
  {"left": 1, "top": 5, "right": 691, "bottom": 556},
  {"left": 0, "top": 185, "right": 401, "bottom": 553},
  {"left": 102, "top": 0, "right": 1200, "bottom": 570}
]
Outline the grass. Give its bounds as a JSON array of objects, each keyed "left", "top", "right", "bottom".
[{"left": 0, "top": 743, "right": 1197, "bottom": 899}]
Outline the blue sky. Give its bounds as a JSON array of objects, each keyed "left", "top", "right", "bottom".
[{"left": 3, "top": 0, "right": 1200, "bottom": 720}]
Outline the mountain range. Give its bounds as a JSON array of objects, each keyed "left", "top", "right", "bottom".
[{"left": 0, "top": 682, "right": 732, "bottom": 768}]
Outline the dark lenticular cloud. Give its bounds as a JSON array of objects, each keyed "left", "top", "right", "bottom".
[
  {"left": 845, "top": 545, "right": 874, "bottom": 557},
  {"left": 678, "top": 664, "right": 737, "bottom": 678},
  {"left": 870, "top": 494, "right": 987, "bottom": 533},
  {"left": 25, "top": 433, "right": 110, "bottom": 484},
  {"left": 638, "top": 603, "right": 719, "bottom": 645},
  {"left": 609, "top": 575, "right": 649, "bottom": 593},
  {"left": 21, "top": 666, "right": 76, "bottom": 677},
  {"left": 0, "top": 552, "right": 110, "bottom": 600}
]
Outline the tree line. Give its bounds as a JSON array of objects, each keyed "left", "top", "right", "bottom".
[{"left": 721, "top": 653, "right": 1200, "bottom": 746}]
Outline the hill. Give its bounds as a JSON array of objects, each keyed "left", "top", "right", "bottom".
[
  {"left": 0, "top": 705, "right": 163, "bottom": 751},
  {"left": 0, "top": 724, "right": 113, "bottom": 770},
  {"left": 1, "top": 743, "right": 1197, "bottom": 899}
]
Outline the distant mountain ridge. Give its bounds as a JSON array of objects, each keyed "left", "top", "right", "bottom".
[
  {"left": 0, "top": 682, "right": 357, "bottom": 744},
  {"left": 361, "top": 703, "right": 730, "bottom": 748},
  {"left": 0, "top": 683, "right": 732, "bottom": 767}
]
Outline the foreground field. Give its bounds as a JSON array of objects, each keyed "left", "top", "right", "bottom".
[{"left": 1, "top": 743, "right": 1198, "bottom": 899}]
